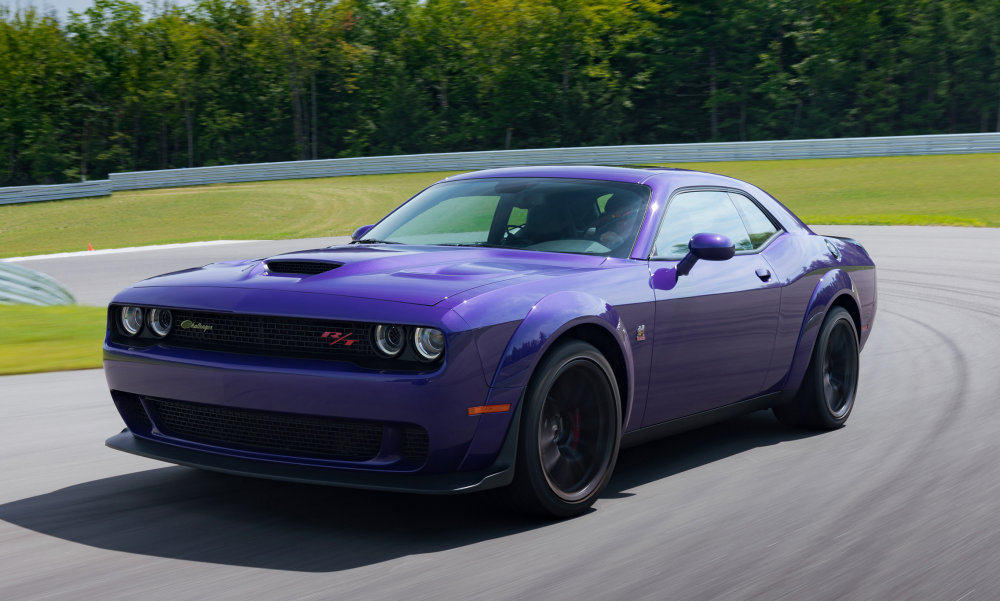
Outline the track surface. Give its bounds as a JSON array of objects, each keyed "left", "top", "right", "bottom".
[
  {"left": 10, "top": 237, "right": 351, "bottom": 307},
  {"left": 2, "top": 226, "right": 999, "bottom": 600}
]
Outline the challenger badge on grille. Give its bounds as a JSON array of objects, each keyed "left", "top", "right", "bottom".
[{"left": 179, "top": 320, "right": 213, "bottom": 332}]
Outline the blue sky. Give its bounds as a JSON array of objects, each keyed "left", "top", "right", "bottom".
[
  {"left": 7, "top": 0, "right": 191, "bottom": 21},
  {"left": 10, "top": 0, "right": 105, "bottom": 20}
]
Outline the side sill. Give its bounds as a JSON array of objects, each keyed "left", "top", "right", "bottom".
[{"left": 621, "top": 391, "right": 789, "bottom": 449}]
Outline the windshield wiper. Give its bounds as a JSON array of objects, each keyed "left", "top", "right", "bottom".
[
  {"left": 435, "top": 242, "right": 504, "bottom": 248},
  {"left": 351, "top": 238, "right": 402, "bottom": 245}
]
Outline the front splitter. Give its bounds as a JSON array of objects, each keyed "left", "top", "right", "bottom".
[{"left": 106, "top": 430, "right": 516, "bottom": 495}]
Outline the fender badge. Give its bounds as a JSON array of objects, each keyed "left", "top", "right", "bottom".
[{"left": 636, "top": 325, "right": 646, "bottom": 342}]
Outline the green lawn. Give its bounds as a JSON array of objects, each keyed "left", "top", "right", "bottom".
[
  {"left": 655, "top": 154, "right": 1000, "bottom": 227},
  {"left": 0, "top": 305, "right": 106, "bottom": 375},
  {"left": 0, "top": 171, "right": 461, "bottom": 258},
  {"left": 1, "top": 153, "right": 998, "bottom": 259}
]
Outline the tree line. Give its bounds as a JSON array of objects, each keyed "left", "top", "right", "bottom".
[{"left": 2, "top": 0, "right": 999, "bottom": 186}]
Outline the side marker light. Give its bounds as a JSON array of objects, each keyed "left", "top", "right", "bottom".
[{"left": 468, "top": 404, "right": 512, "bottom": 416}]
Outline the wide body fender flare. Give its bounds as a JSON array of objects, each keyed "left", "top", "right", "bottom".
[
  {"left": 453, "top": 292, "right": 634, "bottom": 473},
  {"left": 491, "top": 291, "right": 634, "bottom": 411},
  {"left": 782, "top": 267, "right": 861, "bottom": 393}
]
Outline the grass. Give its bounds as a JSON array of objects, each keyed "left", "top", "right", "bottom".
[
  {"left": 1, "top": 153, "right": 998, "bottom": 259},
  {"left": 0, "top": 171, "right": 461, "bottom": 258},
  {"left": 653, "top": 153, "right": 1000, "bottom": 228},
  {"left": 0, "top": 305, "right": 106, "bottom": 375}
]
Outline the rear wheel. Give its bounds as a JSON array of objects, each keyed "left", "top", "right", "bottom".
[
  {"left": 509, "top": 340, "right": 621, "bottom": 518},
  {"left": 774, "top": 306, "right": 859, "bottom": 430}
]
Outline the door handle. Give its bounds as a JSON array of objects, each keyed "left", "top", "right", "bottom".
[{"left": 755, "top": 267, "right": 771, "bottom": 282}]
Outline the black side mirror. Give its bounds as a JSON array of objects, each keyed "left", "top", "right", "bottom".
[
  {"left": 676, "top": 233, "right": 735, "bottom": 276},
  {"left": 351, "top": 224, "right": 375, "bottom": 241}
]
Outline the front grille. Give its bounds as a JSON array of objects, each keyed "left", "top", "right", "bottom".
[
  {"left": 266, "top": 260, "right": 341, "bottom": 275},
  {"left": 147, "top": 397, "right": 385, "bottom": 461},
  {"left": 108, "top": 305, "right": 443, "bottom": 371},
  {"left": 167, "top": 310, "right": 374, "bottom": 360}
]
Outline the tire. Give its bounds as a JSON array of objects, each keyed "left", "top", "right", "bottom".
[
  {"left": 508, "top": 339, "right": 622, "bottom": 518},
  {"left": 774, "top": 306, "right": 860, "bottom": 430}
]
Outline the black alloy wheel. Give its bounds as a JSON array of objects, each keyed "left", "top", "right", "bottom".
[
  {"left": 509, "top": 339, "right": 621, "bottom": 518},
  {"left": 822, "top": 315, "right": 858, "bottom": 419},
  {"left": 774, "top": 306, "right": 860, "bottom": 430}
]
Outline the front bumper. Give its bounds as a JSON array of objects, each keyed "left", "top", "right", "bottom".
[
  {"left": 106, "top": 413, "right": 519, "bottom": 494},
  {"left": 103, "top": 331, "right": 524, "bottom": 487}
]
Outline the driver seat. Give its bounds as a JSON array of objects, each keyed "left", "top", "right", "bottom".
[{"left": 523, "top": 201, "right": 573, "bottom": 243}]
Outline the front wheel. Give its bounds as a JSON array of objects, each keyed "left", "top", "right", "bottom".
[
  {"left": 774, "top": 306, "right": 860, "bottom": 430},
  {"left": 508, "top": 340, "right": 621, "bottom": 518}
]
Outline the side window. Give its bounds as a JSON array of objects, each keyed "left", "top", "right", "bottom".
[
  {"left": 507, "top": 206, "right": 528, "bottom": 230},
  {"left": 729, "top": 193, "right": 780, "bottom": 249},
  {"left": 596, "top": 193, "right": 613, "bottom": 213},
  {"left": 651, "top": 191, "right": 752, "bottom": 259}
]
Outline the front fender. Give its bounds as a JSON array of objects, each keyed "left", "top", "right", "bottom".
[
  {"left": 490, "top": 291, "right": 634, "bottom": 395},
  {"left": 454, "top": 292, "right": 634, "bottom": 473},
  {"left": 782, "top": 268, "right": 860, "bottom": 392}
]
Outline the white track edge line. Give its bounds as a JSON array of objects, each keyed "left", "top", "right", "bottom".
[{"left": 3, "top": 240, "right": 265, "bottom": 262}]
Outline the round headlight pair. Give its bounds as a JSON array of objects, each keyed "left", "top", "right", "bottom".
[
  {"left": 372, "top": 324, "right": 445, "bottom": 361},
  {"left": 118, "top": 306, "right": 172, "bottom": 338}
]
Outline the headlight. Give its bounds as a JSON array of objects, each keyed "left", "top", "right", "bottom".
[
  {"left": 148, "top": 308, "right": 173, "bottom": 337},
  {"left": 413, "top": 327, "right": 445, "bottom": 361},
  {"left": 373, "top": 324, "right": 404, "bottom": 357},
  {"left": 120, "top": 306, "right": 144, "bottom": 336}
]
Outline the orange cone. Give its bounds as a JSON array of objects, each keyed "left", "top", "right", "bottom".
[{"left": 88, "top": 243, "right": 94, "bottom": 251}]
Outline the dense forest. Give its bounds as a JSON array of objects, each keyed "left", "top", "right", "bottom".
[{"left": 2, "top": 0, "right": 999, "bottom": 186}]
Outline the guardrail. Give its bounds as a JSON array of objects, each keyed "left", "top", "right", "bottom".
[
  {"left": 0, "top": 261, "right": 76, "bottom": 305},
  {"left": 110, "top": 132, "right": 1000, "bottom": 191},
  {"left": 0, "top": 180, "right": 112, "bottom": 205},
  {"left": 3, "top": 132, "right": 1000, "bottom": 201}
]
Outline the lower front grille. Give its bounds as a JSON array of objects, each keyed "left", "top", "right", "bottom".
[
  {"left": 147, "top": 397, "right": 385, "bottom": 462},
  {"left": 401, "top": 426, "right": 430, "bottom": 461},
  {"left": 112, "top": 391, "right": 153, "bottom": 434}
]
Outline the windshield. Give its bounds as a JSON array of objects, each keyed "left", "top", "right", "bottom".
[{"left": 361, "top": 178, "right": 651, "bottom": 258}]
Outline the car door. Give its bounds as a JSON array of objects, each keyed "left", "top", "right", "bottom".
[{"left": 642, "top": 189, "right": 783, "bottom": 426}]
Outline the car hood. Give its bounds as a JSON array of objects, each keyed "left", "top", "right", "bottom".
[{"left": 131, "top": 244, "right": 607, "bottom": 306}]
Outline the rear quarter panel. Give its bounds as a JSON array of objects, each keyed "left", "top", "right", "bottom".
[{"left": 763, "top": 231, "right": 876, "bottom": 393}]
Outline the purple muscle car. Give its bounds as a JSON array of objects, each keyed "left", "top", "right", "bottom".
[{"left": 104, "top": 166, "right": 876, "bottom": 517}]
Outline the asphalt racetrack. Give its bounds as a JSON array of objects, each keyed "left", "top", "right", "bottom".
[{"left": 2, "top": 226, "right": 999, "bottom": 600}]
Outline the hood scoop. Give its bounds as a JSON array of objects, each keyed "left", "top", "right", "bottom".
[{"left": 265, "top": 260, "right": 342, "bottom": 276}]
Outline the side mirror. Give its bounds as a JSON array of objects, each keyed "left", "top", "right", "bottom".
[
  {"left": 676, "top": 233, "right": 735, "bottom": 276},
  {"left": 351, "top": 224, "right": 375, "bottom": 241}
]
